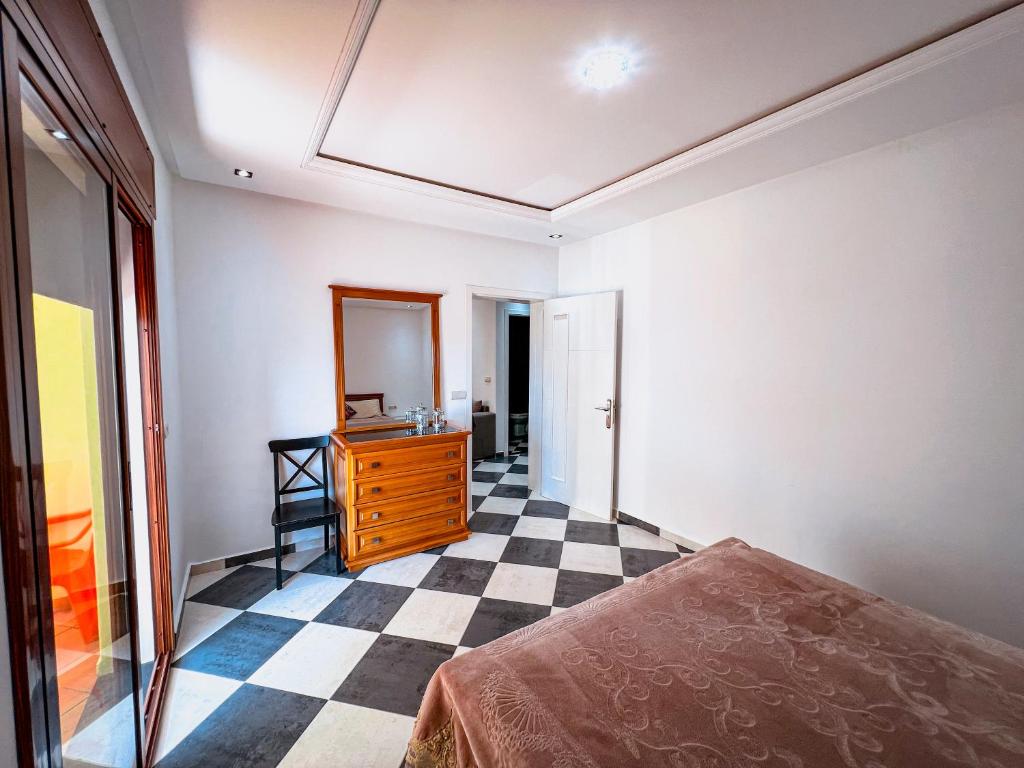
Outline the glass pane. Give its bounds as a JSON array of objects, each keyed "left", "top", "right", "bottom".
[
  {"left": 116, "top": 209, "right": 155, "bottom": 730},
  {"left": 20, "top": 75, "right": 138, "bottom": 766}
]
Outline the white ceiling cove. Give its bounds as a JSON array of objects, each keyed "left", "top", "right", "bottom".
[{"left": 108, "top": 0, "right": 1024, "bottom": 245}]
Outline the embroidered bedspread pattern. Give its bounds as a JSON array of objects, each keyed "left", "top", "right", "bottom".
[{"left": 405, "top": 538, "right": 1024, "bottom": 768}]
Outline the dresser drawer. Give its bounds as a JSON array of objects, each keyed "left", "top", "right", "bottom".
[
  {"left": 355, "top": 486, "right": 465, "bottom": 530},
  {"left": 353, "top": 440, "right": 465, "bottom": 478},
  {"left": 353, "top": 464, "right": 465, "bottom": 505},
  {"left": 352, "top": 508, "right": 466, "bottom": 559}
]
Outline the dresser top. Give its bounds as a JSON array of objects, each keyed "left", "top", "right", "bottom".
[{"left": 330, "top": 424, "right": 469, "bottom": 449}]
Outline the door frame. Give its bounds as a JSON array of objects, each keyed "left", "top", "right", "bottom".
[
  {"left": 495, "top": 300, "right": 531, "bottom": 457},
  {"left": 465, "top": 285, "right": 552, "bottom": 492},
  {"left": 114, "top": 189, "right": 174, "bottom": 768}
]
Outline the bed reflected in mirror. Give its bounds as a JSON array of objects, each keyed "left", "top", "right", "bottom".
[{"left": 341, "top": 297, "right": 435, "bottom": 429}]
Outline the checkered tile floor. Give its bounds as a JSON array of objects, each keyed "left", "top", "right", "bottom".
[{"left": 155, "top": 450, "right": 692, "bottom": 767}]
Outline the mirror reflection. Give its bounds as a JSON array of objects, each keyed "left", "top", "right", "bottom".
[{"left": 342, "top": 297, "right": 434, "bottom": 426}]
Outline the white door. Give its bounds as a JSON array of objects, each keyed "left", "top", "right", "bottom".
[{"left": 541, "top": 292, "right": 619, "bottom": 518}]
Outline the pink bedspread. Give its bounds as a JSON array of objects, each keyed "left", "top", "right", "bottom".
[{"left": 405, "top": 538, "right": 1024, "bottom": 768}]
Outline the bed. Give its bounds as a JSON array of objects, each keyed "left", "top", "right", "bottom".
[
  {"left": 343, "top": 392, "right": 404, "bottom": 428},
  {"left": 405, "top": 538, "right": 1024, "bottom": 768}
]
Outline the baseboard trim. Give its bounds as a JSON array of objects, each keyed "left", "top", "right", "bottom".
[
  {"left": 172, "top": 537, "right": 331, "bottom": 636},
  {"left": 615, "top": 510, "right": 705, "bottom": 553}
]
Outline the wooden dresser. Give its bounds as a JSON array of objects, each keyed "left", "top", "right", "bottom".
[{"left": 330, "top": 426, "right": 471, "bottom": 571}]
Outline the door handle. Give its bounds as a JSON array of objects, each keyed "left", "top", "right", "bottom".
[{"left": 594, "top": 399, "right": 613, "bottom": 429}]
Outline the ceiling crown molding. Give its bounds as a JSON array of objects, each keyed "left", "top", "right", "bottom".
[
  {"left": 553, "top": 2, "right": 1024, "bottom": 221},
  {"left": 305, "top": 153, "right": 551, "bottom": 220},
  {"left": 302, "top": 0, "right": 380, "bottom": 167},
  {"left": 302, "top": 2, "right": 1024, "bottom": 232}
]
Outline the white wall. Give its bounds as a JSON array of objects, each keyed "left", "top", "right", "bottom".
[
  {"left": 559, "top": 102, "right": 1024, "bottom": 646},
  {"left": 343, "top": 304, "right": 433, "bottom": 412},
  {"left": 172, "top": 179, "right": 556, "bottom": 565},
  {"left": 471, "top": 298, "right": 496, "bottom": 409}
]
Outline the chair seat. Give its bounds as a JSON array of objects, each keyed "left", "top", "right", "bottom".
[{"left": 272, "top": 496, "right": 338, "bottom": 527}]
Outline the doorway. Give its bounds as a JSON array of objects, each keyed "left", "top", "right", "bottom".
[
  {"left": 471, "top": 301, "right": 531, "bottom": 459},
  {"left": 467, "top": 287, "right": 548, "bottom": 495},
  {"left": 467, "top": 287, "right": 621, "bottom": 521},
  {"left": 494, "top": 301, "right": 531, "bottom": 460},
  {"left": 507, "top": 312, "right": 530, "bottom": 456}
]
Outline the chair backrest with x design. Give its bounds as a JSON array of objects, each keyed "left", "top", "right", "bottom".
[{"left": 268, "top": 435, "right": 330, "bottom": 510}]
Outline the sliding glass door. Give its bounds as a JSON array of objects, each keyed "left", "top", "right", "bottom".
[
  {"left": 19, "top": 73, "right": 142, "bottom": 766},
  {"left": 0, "top": 1, "right": 174, "bottom": 761}
]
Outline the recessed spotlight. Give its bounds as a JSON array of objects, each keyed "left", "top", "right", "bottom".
[
  {"left": 579, "top": 48, "right": 632, "bottom": 91},
  {"left": 548, "top": 233, "right": 564, "bottom": 239},
  {"left": 46, "top": 128, "right": 70, "bottom": 141},
  {"left": 234, "top": 168, "right": 254, "bottom": 178}
]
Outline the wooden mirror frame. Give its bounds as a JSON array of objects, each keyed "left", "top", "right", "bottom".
[{"left": 330, "top": 284, "right": 442, "bottom": 432}]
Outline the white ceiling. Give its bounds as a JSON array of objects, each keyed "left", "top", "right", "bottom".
[
  {"left": 322, "top": 0, "right": 1013, "bottom": 210},
  {"left": 107, "top": 0, "right": 1024, "bottom": 246}
]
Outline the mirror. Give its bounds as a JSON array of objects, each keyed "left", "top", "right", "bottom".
[
  {"left": 331, "top": 286, "right": 442, "bottom": 431},
  {"left": 343, "top": 298, "right": 432, "bottom": 421}
]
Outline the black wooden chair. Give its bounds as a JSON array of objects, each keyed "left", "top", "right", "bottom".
[{"left": 269, "top": 435, "right": 342, "bottom": 589}]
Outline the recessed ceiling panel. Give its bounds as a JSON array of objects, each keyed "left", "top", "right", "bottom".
[{"left": 319, "top": 0, "right": 1011, "bottom": 209}]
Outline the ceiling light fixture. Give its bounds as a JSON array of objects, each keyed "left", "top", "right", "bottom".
[
  {"left": 46, "top": 128, "right": 70, "bottom": 141},
  {"left": 234, "top": 168, "right": 254, "bottom": 178},
  {"left": 579, "top": 48, "right": 631, "bottom": 91},
  {"left": 548, "top": 233, "right": 564, "bottom": 239}
]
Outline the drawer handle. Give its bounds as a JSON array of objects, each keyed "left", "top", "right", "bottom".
[
  {"left": 371, "top": 486, "right": 382, "bottom": 494},
  {"left": 446, "top": 450, "right": 456, "bottom": 458},
  {"left": 446, "top": 473, "right": 456, "bottom": 481},
  {"left": 371, "top": 536, "right": 382, "bottom": 545},
  {"left": 447, "top": 519, "right": 456, "bottom": 526},
  {"left": 370, "top": 461, "right": 381, "bottom": 469},
  {"left": 446, "top": 496, "right": 457, "bottom": 504},
  {"left": 371, "top": 512, "right": 381, "bottom": 520}
]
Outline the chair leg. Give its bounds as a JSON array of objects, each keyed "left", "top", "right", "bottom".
[
  {"left": 335, "top": 515, "right": 343, "bottom": 575},
  {"left": 274, "top": 528, "right": 283, "bottom": 590},
  {"left": 324, "top": 523, "right": 330, "bottom": 552}
]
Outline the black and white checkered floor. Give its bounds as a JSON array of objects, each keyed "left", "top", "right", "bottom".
[{"left": 155, "top": 449, "right": 692, "bottom": 767}]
